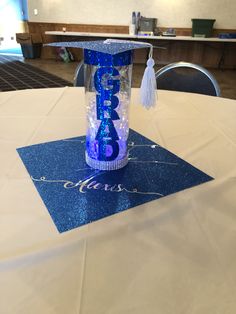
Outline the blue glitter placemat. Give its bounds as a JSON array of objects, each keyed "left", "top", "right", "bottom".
[{"left": 17, "top": 129, "right": 213, "bottom": 233}]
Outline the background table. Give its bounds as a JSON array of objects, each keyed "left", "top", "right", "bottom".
[
  {"left": 45, "top": 30, "right": 236, "bottom": 42},
  {"left": 44, "top": 31, "right": 236, "bottom": 68},
  {"left": 1, "top": 87, "right": 236, "bottom": 314}
]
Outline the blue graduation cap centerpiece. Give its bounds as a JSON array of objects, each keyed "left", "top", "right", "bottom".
[
  {"left": 47, "top": 39, "right": 157, "bottom": 171},
  {"left": 16, "top": 40, "right": 214, "bottom": 233}
]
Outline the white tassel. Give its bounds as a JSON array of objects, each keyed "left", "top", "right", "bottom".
[
  {"left": 140, "top": 56, "right": 157, "bottom": 109},
  {"left": 104, "top": 39, "right": 157, "bottom": 109}
]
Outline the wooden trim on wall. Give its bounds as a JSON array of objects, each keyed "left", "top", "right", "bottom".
[
  {"left": 26, "top": 22, "right": 236, "bottom": 69},
  {"left": 27, "top": 22, "right": 129, "bottom": 36},
  {"left": 27, "top": 22, "right": 129, "bottom": 59},
  {"left": 27, "top": 21, "right": 236, "bottom": 36}
]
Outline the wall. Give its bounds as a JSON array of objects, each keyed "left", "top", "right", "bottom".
[{"left": 27, "top": 0, "right": 236, "bottom": 29}]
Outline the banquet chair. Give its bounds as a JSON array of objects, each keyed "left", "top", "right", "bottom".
[
  {"left": 155, "top": 62, "right": 221, "bottom": 96},
  {"left": 73, "top": 60, "right": 84, "bottom": 87}
]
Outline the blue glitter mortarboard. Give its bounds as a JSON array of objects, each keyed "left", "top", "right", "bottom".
[{"left": 46, "top": 39, "right": 157, "bottom": 108}]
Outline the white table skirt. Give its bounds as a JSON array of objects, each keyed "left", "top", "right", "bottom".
[{"left": 0, "top": 87, "right": 236, "bottom": 314}]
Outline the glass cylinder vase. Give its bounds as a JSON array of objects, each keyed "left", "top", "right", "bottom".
[{"left": 84, "top": 49, "right": 133, "bottom": 170}]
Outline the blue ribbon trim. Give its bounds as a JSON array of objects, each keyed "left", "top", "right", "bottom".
[{"left": 84, "top": 49, "right": 133, "bottom": 66}]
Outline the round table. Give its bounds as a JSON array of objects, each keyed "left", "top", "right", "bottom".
[{"left": 1, "top": 87, "right": 236, "bottom": 314}]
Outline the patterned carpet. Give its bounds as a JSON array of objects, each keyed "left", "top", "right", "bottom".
[{"left": 0, "top": 54, "right": 73, "bottom": 92}]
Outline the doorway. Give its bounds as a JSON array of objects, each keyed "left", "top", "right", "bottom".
[{"left": 0, "top": 0, "right": 28, "bottom": 54}]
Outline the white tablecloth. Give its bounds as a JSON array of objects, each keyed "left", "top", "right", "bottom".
[{"left": 1, "top": 87, "right": 236, "bottom": 314}]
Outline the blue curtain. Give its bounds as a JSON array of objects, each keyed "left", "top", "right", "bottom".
[{"left": 21, "top": 0, "right": 28, "bottom": 21}]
